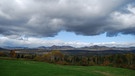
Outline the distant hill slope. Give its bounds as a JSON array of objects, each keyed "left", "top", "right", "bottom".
[
  {"left": 0, "top": 47, "right": 8, "bottom": 51},
  {"left": 1, "top": 45, "right": 135, "bottom": 55},
  {"left": 2, "top": 45, "right": 135, "bottom": 51},
  {"left": 0, "top": 59, "right": 135, "bottom": 76}
]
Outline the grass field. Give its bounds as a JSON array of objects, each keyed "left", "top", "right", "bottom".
[{"left": 0, "top": 59, "right": 135, "bottom": 76}]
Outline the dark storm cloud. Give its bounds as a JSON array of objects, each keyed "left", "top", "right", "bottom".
[{"left": 0, "top": 0, "right": 135, "bottom": 38}]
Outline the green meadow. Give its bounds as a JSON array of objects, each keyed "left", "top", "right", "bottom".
[{"left": 0, "top": 59, "right": 135, "bottom": 76}]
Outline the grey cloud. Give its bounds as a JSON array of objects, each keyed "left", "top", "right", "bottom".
[{"left": 0, "top": 0, "right": 135, "bottom": 38}]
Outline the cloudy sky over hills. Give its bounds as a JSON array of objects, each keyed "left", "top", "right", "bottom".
[{"left": 0, "top": 0, "right": 135, "bottom": 47}]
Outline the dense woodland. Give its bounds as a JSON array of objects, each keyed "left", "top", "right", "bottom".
[{"left": 0, "top": 50, "right": 135, "bottom": 70}]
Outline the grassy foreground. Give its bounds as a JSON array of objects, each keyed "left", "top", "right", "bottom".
[{"left": 0, "top": 59, "right": 135, "bottom": 76}]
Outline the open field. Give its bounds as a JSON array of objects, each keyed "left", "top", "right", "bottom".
[{"left": 0, "top": 59, "right": 135, "bottom": 76}]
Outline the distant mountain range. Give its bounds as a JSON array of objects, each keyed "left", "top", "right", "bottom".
[
  {"left": 37, "top": 45, "right": 75, "bottom": 50},
  {"left": 0, "top": 47, "right": 9, "bottom": 51},
  {"left": 1, "top": 45, "right": 135, "bottom": 51},
  {"left": 1, "top": 45, "right": 135, "bottom": 55}
]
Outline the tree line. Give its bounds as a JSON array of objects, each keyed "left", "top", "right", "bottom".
[
  {"left": 0, "top": 50, "right": 135, "bottom": 70},
  {"left": 34, "top": 50, "right": 135, "bottom": 70}
]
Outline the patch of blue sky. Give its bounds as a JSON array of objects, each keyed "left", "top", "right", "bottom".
[{"left": 44, "top": 31, "right": 135, "bottom": 43}]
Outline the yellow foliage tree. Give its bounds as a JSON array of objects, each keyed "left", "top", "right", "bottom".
[{"left": 10, "top": 50, "right": 16, "bottom": 58}]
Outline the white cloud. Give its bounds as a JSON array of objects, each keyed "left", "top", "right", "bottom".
[
  {"left": 0, "top": 36, "right": 135, "bottom": 48},
  {"left": 111, "top": 4, "right": 135, "bottom": 30}
]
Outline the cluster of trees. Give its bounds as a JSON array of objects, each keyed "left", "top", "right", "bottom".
[
  {"left": 0, "top": 50, "right": 36, "bottom": 59},
  {"left": 34, "top": 50, "right": 135, "bottom": 70},
  {"left": 16, "top": 54, "right": 36, "bottom": 59},
  {"left": 0, "top": 52, "right": 7, "bottom": 57},
  {"left": 0, "top": 50, "right": 135, "bottom": 70},
  {"left": 34, "top": 50, "right": 64, "bottom": 64},
  {"left": 10, "top": 50, "right": 16, "bottom": 57}
]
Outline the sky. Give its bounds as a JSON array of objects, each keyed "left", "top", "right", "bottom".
[{"left": 0, "top": 0, "right": 135, "bottom": 47}]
